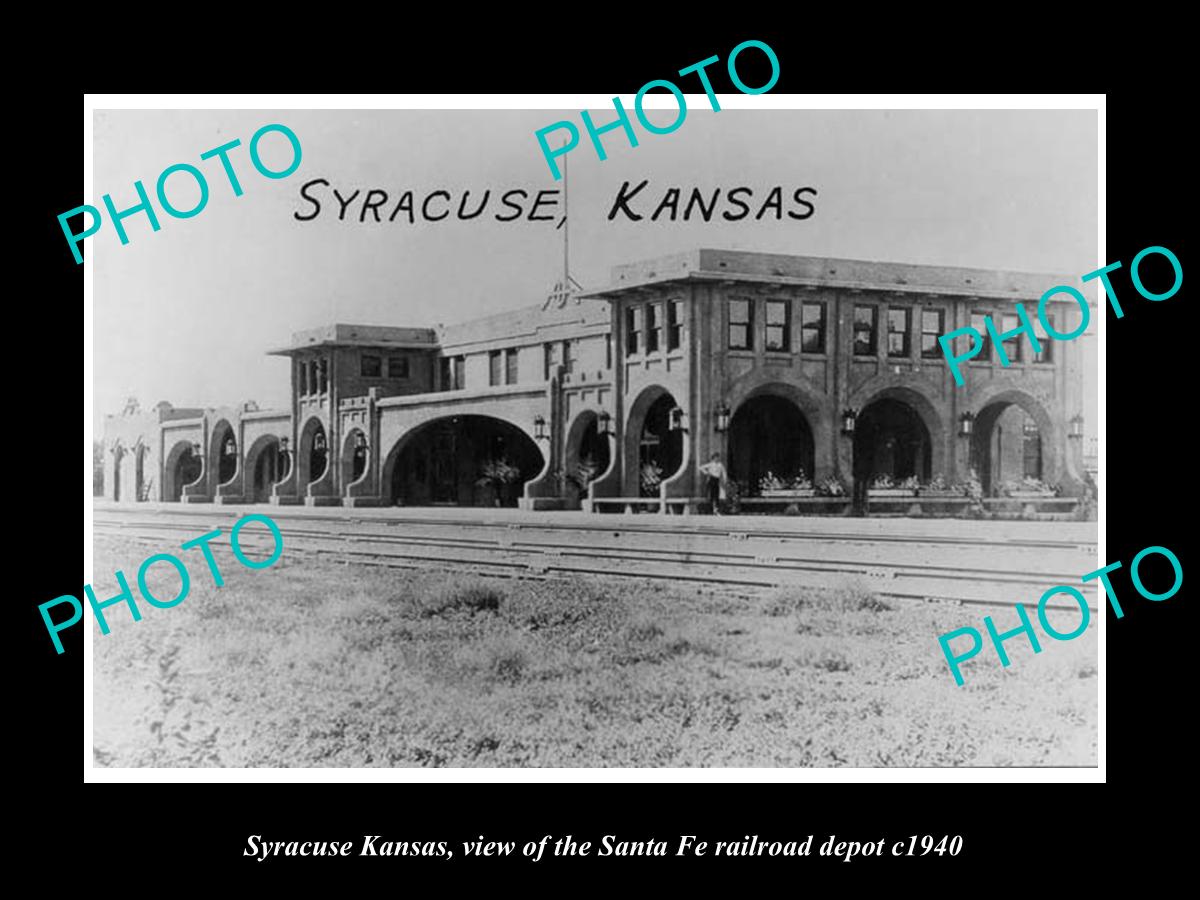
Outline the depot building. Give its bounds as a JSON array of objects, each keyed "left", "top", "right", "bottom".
[{"left": 101, "top": 248, "right": 1090, "bottom": 513}]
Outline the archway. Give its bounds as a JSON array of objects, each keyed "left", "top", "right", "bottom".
[
  {"left": 298, "top": 418, "right": 328, "bottom": 488},
  {"left": 854, "top": 397, "right": 933, "bottom": 486},
  {"left": 564, "top": 411, "right": 613, "bottom": 501},
  {"left": 342, "top": 428, "right": 369, "bottom": 488},
  {"left": 210, "top": 422, "right": 238, "bottom": 487},
  {"left": 729, "top": 394, "right": 814, "bottom": 496},
  {"left": 111, "top": 445, "right": 123, "bottom": 502},
  {"left": 385, "top": 415, "right": 544, "bottom": 507},
  {"left": 972, "top": 400, "right": 1051, "bottom": 496},
  {"left": 164, "top": 440, "right": 203, "bottom": 502},
  {"left": 134, "top": 444, "right": 148, "bottom": 501},
  {"left": 244, "top": 434, "right": 284, "bottom": 503},
  {"left": 636, "top": 393, "right": 683, "bottom": 497}
]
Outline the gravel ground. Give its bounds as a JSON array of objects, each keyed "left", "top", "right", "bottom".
[{"left": 92, "top": 534, "right": 1098, "bottom": 768}]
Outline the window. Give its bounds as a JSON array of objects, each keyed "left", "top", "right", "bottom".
[
  {"left": 667, "top": 300, "right": 683, "bottom": 351},
  {"left": 729, "top": 298, "right": 753, "bottom": 350},
  {"left": 999, "top": 313, "right": 1022, "bottom": 364},
  {"left": 921, "top": 309, "right": 944, "bottom": 359},
  {"left": 489, "top": 350, "right": 502, "bottom": 386},
  {"left": 452, "top": 355, "right": 465, "bottom": 390},
  {"left": 308, "top": 360, "right": 319, "bottom": 394},
  {"left": 766, "top": 300, "right": 790, "bottom": 352},
  {"left": 645, "top": 303, "right": 662, "bottom": 353},
  {"left": 361, "top": 354, "right": 382, "bottom": 377},
  {"left": 299, "top": 360, "right": 309, "bottom": 395},
  {"left": 888, "top": 307, "right": 911, "bottom": 357},
  {"left": 853, "top": 306, "right": 877, "bottom": 356},
  {"left": 438, "top": 356, "right": 451, "bottom": 390},
  {"left": 562, "top": 340, "right": 576, "bottom": 375},
  {"left": 970, "top": 312, "right": 992, "bottom": 361},
  {"left": 505, "top": 348, "right": 519, "bottom": 384},
  {"left": 625, "top": 306, "right": 640, "bottom": 357},
  {"left": 543, "top": 341, "right": 560, "bottom": 380},
  {"left": 605, "top": 333, "right": 612, "bottom": 369},
  {"left": 1033, "top": 315, "right": 1053, "bottom": 363},
  {"left": 387, "top": 356, "right": 409, "bottom": 379},
  {"left": 318, "top": 358, "right": 328, "bottom": 393},
  {"left": 801, "top": 302, "right": 825, "bottom": 353}
]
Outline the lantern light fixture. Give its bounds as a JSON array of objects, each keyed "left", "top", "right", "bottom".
[
  {"left": 534, "top": 414, "right": 548, "bottom": 440},
  {"left": 841, "top": 408, "right": 857, "bottom": 436},
  {"left": 715, "top": 403, "right": 731, "bottom": 433},
  {"left": 597, "top": 410, "right": 613, "bottom": 436},
  {"left": 669, "top": 406, "right": 687, "bottom": 432},
  {"left": 959, "top": 411, "right": 976, "bottom": 437},
  {"left": 1069, "top": 414, "right": 1085, "bottom": 439}
]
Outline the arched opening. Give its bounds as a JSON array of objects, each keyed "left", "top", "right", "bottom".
[
  {"left": 564, "top": 411, "right": 612, "bottom": 500},
  {"left": 342, "top": 429, "right": 369, "bottom": 487},
  {"left": 164, "top": 441, "right": 203, "bottom": 502},
  {"left": 134, "top": 445, "right": 148, "bottom": 501},
  {"left": 638, "top": 393, "right": 683, "bottom": 497},
  {"left": 729, "top": 394, "right": 814, "bottom": 496},
  {"left": 386, "top": 415, "right": 544, "bottom": 507},
  {"left": 244, "top": 435, "right": 284, "bottom": 503},
  {"left": 111, "top": 446, "right": 123, "bottom": 502},
  {"left": 972, "top": 401, "right": 1049, "bottom": 496},
  {"left": 211, "top": 423, "right": 238, "bottom": 485},
  {"left": 298, "top": 418, "right": 328, "bottom": 487},
  {"left": 854, "top": 397, "right": 933, "bottom": 486}
]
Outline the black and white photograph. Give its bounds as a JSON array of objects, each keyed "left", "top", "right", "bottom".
[{"left": 88, "top": 103, "right": 1100, "bottom": 770}]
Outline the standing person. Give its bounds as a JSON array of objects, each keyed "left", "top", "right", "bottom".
[{"left": 699, "top": 451, "right": 728, "bottom": 515}]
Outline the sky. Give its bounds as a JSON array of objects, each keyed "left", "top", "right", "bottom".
[{"left": 92, "top": 107, "right": 1098, "bottom": 434}]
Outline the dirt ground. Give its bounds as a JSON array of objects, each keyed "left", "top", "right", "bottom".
[{"left": 92, "top": 535, "right": 1098, "bottom": 768}]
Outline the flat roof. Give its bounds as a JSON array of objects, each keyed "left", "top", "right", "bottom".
[
  {"left": 579, "top": 249, "right": 1082, "bottom": 302},
  {"left": 268, "top": 323, "right": 439, "bottom": 355}
]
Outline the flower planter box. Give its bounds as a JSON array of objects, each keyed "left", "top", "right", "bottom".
[
  {"left": 869, "top": 488, "right": 917, "bottom": 498},
  {"left": 1005, "top": 490, "right": 1057, "bottom": 499},
  {"left": 919, "top": 489, "right": 963, "bottom": 499},
  {"left": 761, "top": 489, "right": 816, "bottom": 499}
]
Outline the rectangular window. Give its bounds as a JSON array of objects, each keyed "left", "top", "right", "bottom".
[
  {"left": 729, "top": 298, "right": 752, "bottom": 350},
  {"left": 505, "top": 348, "right": 519, "bottom": 384},
  {"left": 921, "top": 310, "right": 944, "bottom": 359},
  {"left": 765, "top": 300, "right": 790, "bottom": 352},
  {"left": 387, "top": 356, "right": 409, "bottom": 379},
  {"left": 319, "top": 358, "right": 328, "bottom": 393},
  {"left": 801, "top": 302, "right": 825, "bottom": 353},
  {"left": 625, "top": 306, "right": 640, "bottom": 357},
  {"left": 562, "top": 340, "right": 576, "bottom": 375},
  {"left": 999, "top": 313, "right": 1022, "bottom": 363},
  {"left": 438, "top": 356, "right": 451, "bottom": 391},
  {"left": 452, "top": 355, "right": 465, "bottom": 390},
  {"left": 853, "top": 306, "right": 877, "bottom": 356},
  {"left": 887, "top": 307, "right": 911, "bottom": 358},
  {"left": 645, "top": 303, "right": 662, "bottom": 353},
  {"left": 299, "top": 360, "right": 309, "bottom": 395},
  {"left": 970, "top": 312, "right": 992, "bottom": 361},
  {"left": 361, "top": 354, "right": 381, "bottom": 377},
  {"left": 667, "top": 300, "right": 683, "bottom": 351},
  {"left": 543, "top": 341, "right": 559, "bottom": 380},
  {"left": 489, "top": 350, "right": 502, "bottom": 386},
  {"left": 1033, "top": 315, "right": 1054, "bottom": 363},
  {"left": 605, "top": 333, "right": 612, "bottom": 369}
]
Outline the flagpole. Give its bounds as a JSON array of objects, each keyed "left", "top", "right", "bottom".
[{"left": 563, "top": 138, "right": 570, "bottom": 292}]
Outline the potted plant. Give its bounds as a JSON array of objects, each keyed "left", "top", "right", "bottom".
[
  {"left": 816, "top": 474, "right": 846, "bottom": 497},
  {"left": 640, "top": 460, "right": 664, "bottom": 498},
  {"left": 476, "top": 458, "right": 521, "bottom": 506},
  {"left": 868, "top": 473, "right": 917, "bottom": 498},
  {"left": 761, "top": 467, "right": 815, "bottom": 499},
  {"left": 919, "top": 473, "right": 959, "bottom": 498},
  {"left": 567, "top": 455, "right": 599, "bottom": 497}
]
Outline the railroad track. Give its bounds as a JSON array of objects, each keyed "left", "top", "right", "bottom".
[{"left": 92, "top": 505, "right": 1100, "bottom": 610}]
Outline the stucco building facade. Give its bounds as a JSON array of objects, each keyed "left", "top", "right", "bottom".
[{"left": 101, "top": 249, "right": 1090, "bottom": 512}]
